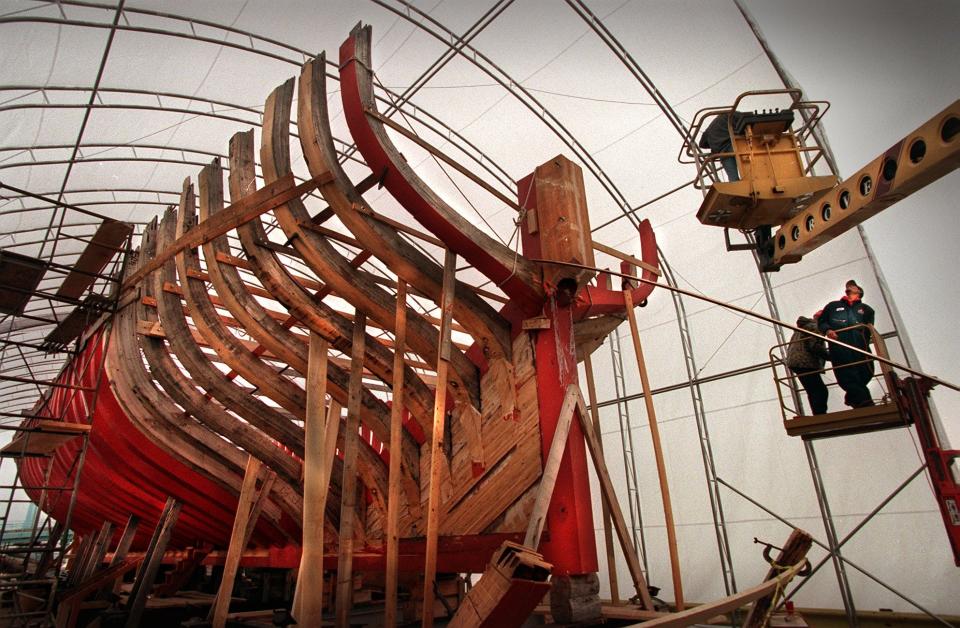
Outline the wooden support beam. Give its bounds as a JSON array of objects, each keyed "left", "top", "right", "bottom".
[
  {"left": 523, "top": 384, "right": 580, "bottom": 549},
  {"left": 624, "top": 288, "right": 684, "bottom": 610},
  {"left": 572, "top": 391, "right": 655, "bottom": 611},
  {"left": 335, "top": 313, "right": 366, "bottom": 628},
  {"left": 121, "top": 172, "right": 330, "bottom": 291},
  {"left": 294, "top": 333, "right": 330, "bottom": 625},
  {"left": 625, "top": 560, "right": 806, "bottom": 627},
  {"left": 583, "top": 354, "right": 620, "bottom": 605},
  {"left": 211, "top": 457, "right": 274, "bottom": 628},
  {"left": 56, "top": 559, "right": 142, "bottom": 628},
  {"left": 125, "top": 497, "right": 182, "bottom": 628},
  {"left": 100, "top": 514, "right": 139, "bottom": 598},
  {"left": 66, "top": 535, "right": 95, "bottom": 589},
  {"left": 422, "top": 249, "right": 457, "bottom": 628},
  {"left": 592, "top": 240, "right": 661, "bottom": 277},
  {"left": 385, "top": 280, "right": 408, "bottom": 628},
  {"left": 78, "top": 520, "right": 114, "bottom": 583}
]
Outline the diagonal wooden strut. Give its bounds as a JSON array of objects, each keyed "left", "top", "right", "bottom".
[
  {"left": 121, "top": 172, "right": 329, "bottom": 291},
  {"left": 211, "top": 456, "right": 276, "bottom": 628},
  {"left": 574, "top": 390, "right": 656, "bottom": 611},
  {"left": 522, "top": 382, "right": 654, "bottom": 611}
]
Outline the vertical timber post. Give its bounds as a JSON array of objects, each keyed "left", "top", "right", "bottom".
[
  {"left": 422, "top": 250, "right": 456, "bottom": 628},
  {"left": 583, "top": 354, "right": 620, "bottom": 604},
  {"left": 335, "top": 314, "right": 366, "bottom": 628},
  {"left": 125, "top": 497, "right": 181, "bottom": 628},
  {"left": 295, "top": 333, "right": 330, "bottom": 625},
  {"left": 519, "top": 156, "right": 599, "bottom": 623},
  {"left": 624, "top": 288, "right": 684, "bottom": 610},
  {"left": 385, "top": 281, "right": 407, "bottom": 627}
]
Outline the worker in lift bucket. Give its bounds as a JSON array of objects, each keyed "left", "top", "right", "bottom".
[
  {"left": 699, "top": 110, "right": 746, "bottom": 182},
  {"left": 785, "top": 312, "right": 830, "bottom": 415},
  {"left": 818, "top": 280, "right": 876, "bottom": 408}
]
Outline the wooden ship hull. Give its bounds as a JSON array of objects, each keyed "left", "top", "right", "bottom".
[{"left": 14, "top": 22, "right": 674, "bottom": 625}]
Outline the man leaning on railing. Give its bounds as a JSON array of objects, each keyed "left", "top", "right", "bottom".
[{"left": 818, "top": 279, "right": 876, "bottom": 408}]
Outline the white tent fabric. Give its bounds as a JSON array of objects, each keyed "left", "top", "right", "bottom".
[{"left": 1, "top": 0, "right": 957, "bottom": 616}]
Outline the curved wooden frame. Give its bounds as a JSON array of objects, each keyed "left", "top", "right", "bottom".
[
  {"left": 154, "top": 206, "right": 306, "bottom": 460},
  {"left": 262, "top": 78, "right": 482, "bottom": 411},
  {"left": 298, "top": 54, "right": 512, "bottom": 363},
  {"left": 138, "top": 212, "right": 302, "bottom": 492},
  {"left": 178, "top": 172, "right": 307, "bottom": 418},
  {"left": 107, "top": 239, "right": 292, "bottom": 545},
  {"left": 229, "top": 130, "right": 431, "bottom": 452},
  {"left": 339, "top": 24, "right": 544, "bottom": 314}
]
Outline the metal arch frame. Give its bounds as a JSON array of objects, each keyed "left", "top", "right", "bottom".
[
  {"left": 1, "top": 3, "right": 941, "bottom": 623},
  {"left": 0, "top": 12, "right": 516, "bottom": 196},
  {"left": 7, "top": 0, "right": 722, "bottom": 603},
  {"left": 370, "top": 0, "right": 637, "bottom": 220}
]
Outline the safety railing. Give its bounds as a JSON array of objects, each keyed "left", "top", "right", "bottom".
[
  {"left": 680, "top": 88, "right": 832, "bottom": 192},
  {"left": 768, "top": 324, "right": 909, "bottom": 438}
]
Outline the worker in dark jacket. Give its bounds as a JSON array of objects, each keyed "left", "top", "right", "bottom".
[
  {"left": 786, "top": 314, "right": 830, "bottom": 414},
  {"left": 699, "top": 111, "right": 746, "bottom": 181},
  {"left": 818, "top": 280, "right": 876, "bottom": 408}
]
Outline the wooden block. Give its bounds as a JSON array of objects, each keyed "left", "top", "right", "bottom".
[{"left": 521, "top": 316, "right": 551, "bottom": 330}]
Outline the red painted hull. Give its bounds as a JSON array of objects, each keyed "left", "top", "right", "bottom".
[{"left": 17, "top": 331, "right": 296, "bottom": 551}]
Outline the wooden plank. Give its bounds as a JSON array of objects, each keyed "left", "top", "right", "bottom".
[
  {"left": 335, "top": 313, "right": 366, "bottom": 628},
  {"left": 584, "top": 354, "right": 620, "bottom": 604},
  {"left": 125, "top": 497, "right": 182, "bottom": 628},
  {"left": 100, "top": 514, "right": 140, "bottom": 598},
  {"left": 0, "top": 420, "right": 91, "bottom": 457},
  {"left": 523, "top": 384, "right": 580, "bottom": 548},
  {"left": 422, "top": 250, "right": 457, "bottom": 628},
  {"left": 624, "top": 288, "right": 683, "bottom": 610},
  {"left": 56, "top": 559, "right": 142, "bottom": 628},
  {"left": 626, "top": 561, "right": 805, "bottom": 627},
  {"left": 57, "top": 218, "right": 133, "bottom": 299},
  {"left": 385, "top": 280, "right": 407, "bottom": 628},
  {"left": 211, "top": 457, "right": 265, "bottom": 628},
  {"left": 0, "top": 250, "right": 48, "bottom": 315},
  {"left": 294, "top": 333, "right": 330, "bottom": 626},
  {"left": 67, "top": 535, "right": 95, "bottom": 589},
  {"left": 79, "top": 521, "right": 114, "bottom": 583},
  {"left": 573, "top": 391, "right": 655, "bottom": 611},
  {"left": 121, "top": 172, "right": 330, "bottom": 291},
  {"left": 592, "top": 240, "right": 661, "bottom": 277}
]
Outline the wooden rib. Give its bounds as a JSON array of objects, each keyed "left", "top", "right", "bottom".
[
  {"left": 298, "top": 54, "right": 511, "bottom": 362},
  {"left": 107, "top": 240, "right": 286, "bottom": 542},
  {"left": 177, "top": 171, "right": 306, "bottom": 417},
  {"left": 261, "top": 79, "right": 481, "bottom": 409},
  {"left": 153, "top": 207, "right": 307, "bottom": 458},
  {"left": 137, "top": 216, "right": 303, "bottom": 491},
  {"left": 339, "top": 24, "right": 543, "bottom": 311},
  {"left": 229, "top": 130, "right": 434, "bottom": 449}
]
